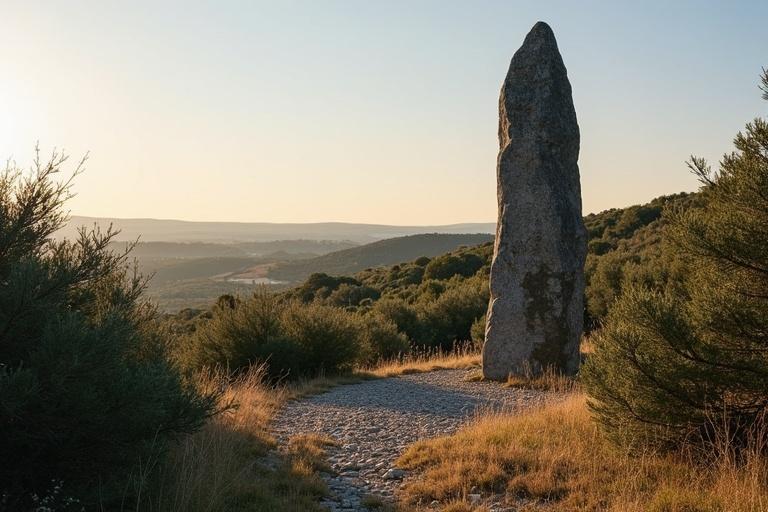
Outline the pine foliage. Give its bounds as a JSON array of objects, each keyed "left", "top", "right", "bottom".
[{"left": 583, "top": 71, "right": 768, "bottom": 449}]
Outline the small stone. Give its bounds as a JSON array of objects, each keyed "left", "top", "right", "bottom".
[
  {"left": 469, "top": 493, "right": 482, "bottom": 505},
  {"left": 382, "top": 468, "right": 406, "bottom": 480}
]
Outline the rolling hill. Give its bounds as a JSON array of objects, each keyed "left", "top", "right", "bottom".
[{"left": 267, "top": 233, "right": 495, "bottom": 283}]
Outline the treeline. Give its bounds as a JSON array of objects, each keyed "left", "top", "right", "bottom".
[
  {"left": 170, "top": 246, "right": 491, "bottom": 380},
  {"left": 170, "top": 190, "right": 690, "bottom": 380}
]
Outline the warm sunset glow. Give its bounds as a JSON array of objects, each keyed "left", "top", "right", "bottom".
[{"left": 2, "top": 1, "right": 766, "bottom": 224}]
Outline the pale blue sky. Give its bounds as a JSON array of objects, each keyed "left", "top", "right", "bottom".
[{"left": 1, "top": 1, "right": 766, "bottom": 224}]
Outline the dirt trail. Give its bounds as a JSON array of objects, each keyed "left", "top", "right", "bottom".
[{"left": 272, "top": 369, "right": 542, "bottom": 511}]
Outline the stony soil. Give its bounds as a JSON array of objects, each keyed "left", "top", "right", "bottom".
[{"left": 272, "top": 369, "right": 544, "bottom": 511}]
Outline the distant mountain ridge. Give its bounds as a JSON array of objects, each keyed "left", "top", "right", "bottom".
[
  {"left": 59, "top": 216, "right": 496, "bottom": 244},
  {"left": 108, "top": 240, "right": 358, "bottom": 259}
]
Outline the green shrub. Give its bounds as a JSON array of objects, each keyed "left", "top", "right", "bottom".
[
  {"left": 414, "top": 256, "right": 432, "bottom": 266},
  {"left": 372, "top": 297, "right": 420, "bottom": 342},
  {"left": 294, "top": 272, "right": 361, "bottom": 302},
  {"left": 325, "top": 282, "right": 380, "bottom": 307},
  {"left": 424, "top": 253, "right": 484, "bottom": 280},
  {"left": 281, "top": 301, "right": 362, "bottom": 375},
  {"left": 181, "top": 292, "right": 363, "bottom": 378},
  {"left": 0, "top": 151, "right": 215, "bottom": 508},
  {"left": 415, "top": 275, "right": 489, "bottom": 348},
  {"left": 177, "top": 290, "right": 302, "bottom": 377},
  {"left": 470, "top": 315, "right": 486, "bottom": 344},
  {"left": 359, "top": 313, "right": 411, "bottom": 363},
  {"left": 583, "top": 71, "right": 768, "bottom": 450}
]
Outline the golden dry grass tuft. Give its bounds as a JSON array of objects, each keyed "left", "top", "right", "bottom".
[
  {"left": 139, "top": 346, "right": 481, "bottom": 511},
  {"left": 366, "top": 344, "right": 480, "bottom": 378},
  {"left": 504, "top": 365, "right": 578, "bottom": 393},
  {"left": 396, "top": 392, "right": 768, "bottom": 511},
  {"left": 139, "top": 366, "right": 332, "bottom": 512}
]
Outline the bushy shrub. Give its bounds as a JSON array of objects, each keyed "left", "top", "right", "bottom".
[
  {"left": 470, "top": 315, "right": 486, "bottom": 344},
  {"left": 358, "top": 313, "right": 411, "bottom": 363},
  {"left": 583, "top": 72, "right": 768, "bottom": 450},
  {"left": 372, "top": 297, "right": 420, "bottom": 342},
  {"left": 176, "top": 290, "right": 303, "bottom": 376},
  {"left": 180, "top": 291, "right": 364, "bottom": 378},
  {"left": 424, "top": 253, "right": 484, "bottom": 280},
  {"left": 0, "top": 151, "right": 215, "bottom": 508},
  {"left": 414, "top": 256, "right": 431, "bottom": 267},
  {"left": 415, "top": 275, "right": 489, "bottom": 348},
  {"left": 281, "top": 301, "right": 362, "bottom": 374},
  {"left": 325, "top": 282, "right": 380, "bottom": 307},
  {"left": 294, "top": 272, "right": 361, "bottom": 302}
]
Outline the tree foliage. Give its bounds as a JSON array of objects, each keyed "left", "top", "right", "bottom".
[
  {"left": 583, "top": 71, "right": 768, "bottom": 449},
  {"left": 0, "top": 150, "right": 215, "bottom": 507}
]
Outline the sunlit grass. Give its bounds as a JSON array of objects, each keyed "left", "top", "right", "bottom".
[
  {"left": 364, "top": 343, "right": 480, "bottom": 378},
  {"left": 138, "top": 366, "right": 330, "bottom": 512},
  {"left": 396, "top": 392, "right": 768, "bottom": 511},
  {"left": 138, "top": 345, "right": 480, "bottom": 511}
]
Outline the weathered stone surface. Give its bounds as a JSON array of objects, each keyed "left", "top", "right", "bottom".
[{"left": 482, "top": 21, "right": 587, "bottom": 380}]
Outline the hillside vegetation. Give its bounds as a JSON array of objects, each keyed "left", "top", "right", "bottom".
[
  {"left": 170, "top": 191, "right": 692, "bottom": 384},
  {"left": 146, "top": 195, "right": 693, "bottom": 314},
  {"left": 268, "top": 233, "right": 494, "bottom": 283},
  {"left": 392, "top": 69, "right": 768, "bottom": 512}
]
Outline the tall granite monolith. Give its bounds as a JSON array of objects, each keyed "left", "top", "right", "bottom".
[{"left": 482, "top": 21, "right": 587, "bottom": 380}]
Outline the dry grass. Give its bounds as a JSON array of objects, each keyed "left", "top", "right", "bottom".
[
  {"left": 138, "top": 366, "right": 332, "bottom": 512},
  {"left": 504, "top": 365, "right": 578, "bottom": 393},
  {"left": 137, "top": 346, "right": 480, "bottom": 511},
  {"left": 365, "top": 344, "right": 481, "bottom": 378},
  {"left": 396, "top": 392, "right": 768, "bottom": 511}
]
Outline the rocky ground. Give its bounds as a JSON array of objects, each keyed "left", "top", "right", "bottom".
[{"left": 272, "top": 369, "right": 544, "bottom": 511}]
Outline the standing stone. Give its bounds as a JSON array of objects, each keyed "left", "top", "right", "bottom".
[{"left": 482, "top": 22, "right": 587, "bottom": 380}]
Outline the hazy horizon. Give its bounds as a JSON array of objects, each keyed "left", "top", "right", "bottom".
[
  {"left": 63, "top": 183, "right": 682, "bottom": 226},
  {"left": 3, "top": 1, "right": 767, "bottom": 224}
]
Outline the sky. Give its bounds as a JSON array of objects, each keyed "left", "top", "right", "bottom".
[{"left": 1, "top": 1, "right": 766, "bottom": 225}]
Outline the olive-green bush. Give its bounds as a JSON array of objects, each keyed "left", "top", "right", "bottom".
[{"left": 0, "top": 151, "right": 215, "bottom": 508}]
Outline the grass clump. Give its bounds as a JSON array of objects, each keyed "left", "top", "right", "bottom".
[
  {"left": 504, "top": 365, "right": 578, "bottom": 393},
  {"left": 138, "top": 365, "right": 334, "bottom": 512},
  {"left": 367, "top": 343, "right": 480, "bottom": 378},
  {"left": 396, "top": 393, "right": 768, "bottom": 511}
]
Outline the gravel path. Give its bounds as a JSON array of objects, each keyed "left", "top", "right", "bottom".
[{"left": 272, "top": 369, "right": 543, "bottom": 511}]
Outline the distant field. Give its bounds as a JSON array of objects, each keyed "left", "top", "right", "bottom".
[
  {"left": 146, "top": 278, "right": 291, "bottom": 312},
  {"left": 110, "top": 239, "right": 358, "bottom": 259}
]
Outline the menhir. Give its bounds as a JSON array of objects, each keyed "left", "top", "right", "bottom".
[{"left": 482, "top": 21, "right": 587, "bottom": 380}]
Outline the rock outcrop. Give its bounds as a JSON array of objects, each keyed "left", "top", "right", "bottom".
[{"left": 482, "top": 21, "right": 587, "bottom": 380}]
